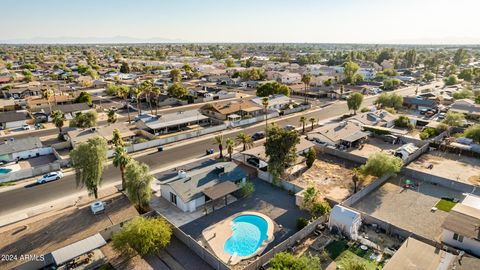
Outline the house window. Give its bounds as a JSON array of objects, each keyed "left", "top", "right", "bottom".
[
  {"left": 170, "top": 192, "right": 177, "bottom": 205},
  {"left": 453, "top": 233, "right": 464, "bottom": 242}
]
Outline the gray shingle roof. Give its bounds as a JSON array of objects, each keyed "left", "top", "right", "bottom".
[{"left": 0, "top": 137, "right": 43, "bottom": 155}]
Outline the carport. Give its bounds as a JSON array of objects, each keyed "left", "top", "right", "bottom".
[{"left": 202, "top": 181, "right": 239, "bottom": 213}]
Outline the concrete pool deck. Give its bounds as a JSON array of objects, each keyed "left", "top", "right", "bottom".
[{"left": 201, "top": 211, "right": 275, "bottom": 265}]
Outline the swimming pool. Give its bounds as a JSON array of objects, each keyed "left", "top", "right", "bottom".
[
  {"left": 0, "top": 168, "right": 12, "bottom": 174},
  {"left": 224, "top": 214, "right": 268, "bottom": 257}
]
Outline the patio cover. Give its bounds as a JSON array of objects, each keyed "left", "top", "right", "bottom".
[
  {"left": 203, "top": 181, "right": 239, "bottom": 200},
  {"left": 341, "top": 131, "right": 369, "bottom": 143},
  {"left": 51, "top": 233, "right": 106, "bottom": 265}
]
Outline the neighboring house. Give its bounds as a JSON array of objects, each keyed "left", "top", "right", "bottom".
[
  {"left": 349, "top": 110, "right": 396, "bottom": 128},
  {"left": 357, "top": 68, "right": 376, "bottom": 81},
  {"left": 159, "top": 162, "right": 248, "bottom": 212},
  {"left": 200, "top": 100, "right": 263, "bottom": 120},
  {"left": 32, "top": 103, "right": 92, "bottom": 122},
  {"left": 307, "top": 121, "right": 368, "bottom": 148},
  {"left": 0, "top": 137, "right": 52, "bottom": 162},
  {"left": 328, "top": 205, "right": 362, "bottom": 240},
  {"left": 383, "top": 237, "right": 456, "bottom": 270},
  {"left": 403, "top": 96, "right": 437, "bottom": 110},
  {"left": 0, "top": 99, "right": 16, "bottom": 111},
  {"left": 449, "top": 99, "right": 480, "bottom": 119},
  {"left": 135, "top": 110, "right": 211, "bottom": 135},
  {"left": 65, "top": 123, "right": 135, "bottom": 148},
  {"left": 3, "top": 86, "right": 42, "bottom": 99},
  {"left": 441, "top": 200, "right": 480, "bottom": 257},
  {"left": 251, "top": 94, "right": 293, "bottom": 111},
  {"left": 267, "top": 71, "right": 302, "bottom": 84},
  {"left": 27, "top": 95, "right": 74, "bottom": 112},
  {"left": 0, "top": 111, "right": 32, "bottom": 130},
  {"left": 155, "top": 94, "right": 182, "bottom": 107}
]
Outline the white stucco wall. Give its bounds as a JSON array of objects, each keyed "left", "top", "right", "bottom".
[{"left": 442, "top": 229, "right": 480, "bottom": 257}]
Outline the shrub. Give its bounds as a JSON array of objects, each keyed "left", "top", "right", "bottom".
[
  {"left": 360, "top": 107, "right": 370, "bottom": 113},
  {"left": 407, "top": 123, "right": 415, "bottom": 131},
  {"left": 306, "top": 147, "right": 316, "bottom": 168},
  {"left": 419, "top": 127, "right": 438, "bottom": 140},
  {"left": 240, "top": 181, "right": 255, "bottom": 197},
  {"left": 361, "top": 152, "right": 403, "bottom": 177},
  {"left": 394, "top": 116, "right": 409, "bottom": 128},
  {"left": 296, "top": 217, "right": 309, "bottom": 230}
]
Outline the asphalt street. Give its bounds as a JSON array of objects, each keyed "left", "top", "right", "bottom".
[{"left": 0, "top": 83, "right": 439, "bottom": 217}]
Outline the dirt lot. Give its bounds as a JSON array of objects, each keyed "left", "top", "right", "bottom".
[
  {"left": 352, "top": 176, "right": 465, "bottom": 241},
  {"left": 292, "top": 155, "right": 374, "bottom": 202},
  {"left": 0, "top": 194, "right": 138, "bottom": 270},
  {"left": 348, "top": 137, "right": 400, "bottom": 158},
  {"left": 408, "top": 150, "right": 480, "bottom": 185}
]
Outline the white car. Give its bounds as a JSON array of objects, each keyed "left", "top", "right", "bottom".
[
  {"left": 37, "top": 171, "right": 64, "bottom": 184},
  {"left": 22, "top": 124, "right": 31, "bottom": 130}
]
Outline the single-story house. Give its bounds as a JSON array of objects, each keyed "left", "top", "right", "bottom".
[
  {"left": 349, "top": 110, "right": 396, "bottom": 128},
  {"left": 32, "top": 103, "right": 92, "bottom": 122},
  {"left": 441, "top": 198, "right": 480, "bottom": 257},
  {"left": 0, "top": 137, "right": 52, "bottom": 162},
  {"left": 27, "top": 95, "right": 74, "bottom": 112},
  {"left": 0, "top": 99, "right": 16, "bottom": 111},
  {"left": 403, "top": 96, "right": 437, "bottom": 110},
  {"left": 383, "top": 237, "right": 456, "bottom": 270},
  {"left": 328, "top": 205, "right": 362, "bottom": 240},
  {"left": 394, "top": 143, "right": 419, "bottom": 161},
  {"left": 307, "top": 121, "right": 368, "bottom": 149},
  {"left": 3, "top": 86, "right": 42, "bottom": 99},
  {"left": 200, "top": 100, "right": 263, "bottom": 120},
  {"left": 135, "top": 110, "right": 211, "bottom": 135},
  {"left": 449, "top": 99, "right": 480, "bottom": 119},
  {"left": 65, "top": 123, "right": 135, "bottom": 147},
  {"left": 0, "top": 111, "right": 33, "bottom": 130},
  {"left": 251, "top": 94, "right": 293, "bottom": 111},
  {"left": 159, "top": 162, "right": 248, "bottom": 212}
]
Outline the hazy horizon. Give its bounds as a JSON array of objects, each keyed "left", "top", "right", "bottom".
[{"left": 2, "top": 0, "right": 480, "bottom": 45}]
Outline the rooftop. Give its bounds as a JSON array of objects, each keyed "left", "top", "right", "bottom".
[
  {"left": 138, "top": 110, "right": 209, "bottom": 130},
  {"left": 0, "top": 137, "right": 43, "bottom": 155}
]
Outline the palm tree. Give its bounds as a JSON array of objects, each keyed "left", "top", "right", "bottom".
[
  {"left": 236, "top": 132, "right": 253, "bottom": 151},
  {"left": 113, "top": 146, "right": 131, "bottom": 190},
  {"left": 116, "top": 85, "right": 131, "bottom": 123},
  {"left": 352, "top": 168, "right": 361, "bottom": 193},
  {"left": 213, "top": 134, "right": 224, "bottom": 158},
  {"left": 152, "top": 86, "right": 161, "bottom": 115},
  {"left": 51, "top": 110, "right": 64, "bottom": 134},
  {"left": 309, "top": 117, "right": 316, "bottom": 131},
  {"left": 140, "top": 80, "right": 154, "bottom": 115},
  {"left": 226, "top": 138, "right": 235, "bottom": 160},
  {"left": 301, "top": 73, "right": 311, "bottom": 104},
  {"left": 299, "top": 116, "right": 307, "bottom": 133},
  {"left": 130, "top": 86, "right": 142, "bottom": 115},
  {"left": 262, "top": 97, "right": 269, "bottom": 135}
]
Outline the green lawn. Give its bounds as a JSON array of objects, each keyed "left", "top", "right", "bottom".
[
  {"left": 435, "top": 198, "right": 457, "bottom": 212},
  {"left": 325, "top": 240, "right": 380, "bottom": 270}
]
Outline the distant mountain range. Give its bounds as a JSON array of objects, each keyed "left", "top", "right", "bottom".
[{"left": 0, "top": 36, "right": 187, "bottom": 44}]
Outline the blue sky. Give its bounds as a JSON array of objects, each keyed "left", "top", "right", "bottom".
[{"left": 1, "top": 0, "right": 479, "bottom": 44}]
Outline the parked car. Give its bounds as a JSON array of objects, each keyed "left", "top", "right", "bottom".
[
  {"left": 90, "top": 201, "right": 105, "bottom": 215},
  {"left": 251, "top": 132, "right": 265, "bottom": 141},
  {"left": 110, "top": 106, "right": 118, "bottom": 112},
  {"left": 22, "top": 124, "right": 31, "bottom": 130},
  {"left": 438, "top": 112, "right": 446, "bottom": 119},
  {"left": 246, "top": 157, "right": 260, "bottom": 168},
  {"left": 37, "top": 171, "right": 64, "bottom": 184},
  {"left": 425, "top": 111, "right": 435, "bottom": 118},
  {"left": 284, "top": 125, "right": 296, "bottom": 131},
  {"left": 419, "top": 108, "right": 429, "bottom": 115}
]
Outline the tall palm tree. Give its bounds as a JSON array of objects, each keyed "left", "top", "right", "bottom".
[
  {"left": 213, "top": 134, "right": 224, "bottom": 158},
  {"left": 299, "top": 116, "right": 307, "bottom": 133},
  {"left": 140, "top": 80, "right": 154, "bottom": 115},
  {"left": 262, "top": 97, "right": 269, "bottom": 135},
  {"left": 309, "top": 117, "right": 316, "bottom": 131},
  {"left": 226, "top": 138, "right": 235, "bottom": 160},
  {"left": 117, "top": 85, "right": 131, "bottom": 124},
  {"left": 152, "top": 86, "right": 161, "bottom": 115},
  {"left": 236, "top": 132, "right": 253, "bottom": 151},
  {"left": 113, "top": 146, "right": 131, "bottom": 190},
  {"left": 301, "top": 73, "right": 311, "bottom": 104},
  {"left": 130, "top": 86, "right": 142, "bottom": 115},
  {"left": 352, "top": 168, "right": 361, "bottom": 194}
]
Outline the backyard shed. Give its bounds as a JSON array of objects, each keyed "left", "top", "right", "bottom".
[{"left": 328, "top": 205, "right": 362, "bottom": 240}]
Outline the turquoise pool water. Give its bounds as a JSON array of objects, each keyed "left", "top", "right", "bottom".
[
  {"left": 224, "top": 215, "right": 268, "bottom": 257},
  {"left": 0, "top": 168, "right": 12, "bottom": 174}
]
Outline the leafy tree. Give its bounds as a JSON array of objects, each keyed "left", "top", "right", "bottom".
[
  {"left": 381, "top": 69, "right": 398, "bottom": 76},
  {"left": 382, "top": 78, "right": 401, "bottom": 90},
  {"left": 112, "top": 216, "right": 172, "bottom": 257},
  {"left": 112, "top": 128, "right": 124, "bottom": 147},
  {"left": 239, "top": 67, "right": 265, "bottom": 81},
  {"left": 464, "top": 124, "right": 480, "bottom": 143},
  {"left": 306, "top": 147, "right": 316, "bottom": 168},
  {"left": 376, "top": 48, "right": 395, "bottom": 64},
  {"left": 424, "top": 71, "right": 435, "bottom": 81},
  {"left": 113, "top": 146, "right": 131, "bottom": 189},
  {"left": 256, "top": 81, "right": 290, "bottom": 97},
  {"left": 170, "top": 68, "right": 182, "bottom": 82},
  {"left": 458, "top": 68, "right": 474, "bottom": 81},
  {"left": 476, "top": 95, "right": 480, "bottom": 104},
  {"left": 120, "top": 62, "right": 130, "bottom": 73},
  {"left": 265, "top": 124, "right": 299, "bottom": 183},
  {"left": 404, "top": 49, "right": 417, "bottom": 68},
  {"left": 268, "top": 252, "right": 321, "bottom": 270},
  {"left": 452, "top": 88, "right": 474, "bottom": 100},
  {"left": 167, "top": 83, "right": 188, "bottom": 99},
  {"left": 343, "top": 61, "right": 360, "bottom": 84},
  {"left": 75, "top": 91, "right": 93, "bottom": 106},
  {"left": 124, "top": 159, "right": 154, "bottom": 212},
  {"left": 213, "top": 134, "right": 224, "bottom": 158},
  {"left": 347, "top": 92, "right": 364, "bottom": 114},
  {"left": 69, "top": 111, "right": 97, "bottom": 128},
  {"left": 236, "top": 132, "right": 253, "bottom": 151},
  {"left": 107, "top": 109, "right": 117, "bottom": 123},
  {"left": 419, "top": 127, "right": 439, "bottom": 140},
  {"left": 226, "top": 138, "right": 235, "bottom": 160},
  {"left": 51, "top": 110, "right": 65, "bottom": 134},
  {"left": 70, "top": 137, "right": 108, "bottom": 199},
  {"left": 225, "top": 58, "right": 235, "bottom": 67},
  {"left": 442, "top": 111, "right": 465, "bottom": 127},
  {"left": 453, "top": 48, "right": 468, "bottom": 65},
  {"left": 375, "top": 93, "right": 403, "bottom": 109},
  {"left": 444, "top": 75, "right": 458, "bottom": 86},
  {"left": 395, "top": 115, "right": 410, "bottom": 128},
  {"left": 240, "top": 181, "right": 255, "bottom": 197},
  {"left": 360, "top": 152, "right": 402, "bottom": 178}
]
